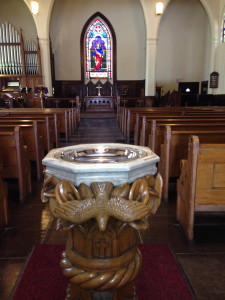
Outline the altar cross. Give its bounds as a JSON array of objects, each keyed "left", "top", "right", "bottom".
[{"left": 96, "top": 84, "right": 102, "bottom": 96}]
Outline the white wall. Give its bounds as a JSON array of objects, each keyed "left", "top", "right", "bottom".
[
  {"left": 1, "top": 0, "right": 225, "bottom": 95},
  {"left": 214, "top": 0, "right": 225, "bottom": 94},
  {"left": 49, "top": 0, "right": 146, "bottom": 81},
  {"left": 155, "top": 0, "right": 211, "bottom": 94}
]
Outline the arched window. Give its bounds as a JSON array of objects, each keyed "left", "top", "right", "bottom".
[
  {"left": 84, "top": 17, "right": 113, "bottom": 80},
  {"left": 222, "top": 13, "right": 225, "bottom": 42}
]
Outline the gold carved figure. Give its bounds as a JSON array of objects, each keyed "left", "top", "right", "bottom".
[{"left": 41, "top": 173, "right": 162, "bottom": 300}]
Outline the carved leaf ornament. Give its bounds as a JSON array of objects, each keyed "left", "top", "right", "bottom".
[{"left": 41, "top": 174, "right": 162, "bottom": 232}]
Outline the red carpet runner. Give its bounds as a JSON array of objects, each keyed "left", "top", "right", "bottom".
[{"left": 12, "top": 244, "right": 195, "bottom": 300}]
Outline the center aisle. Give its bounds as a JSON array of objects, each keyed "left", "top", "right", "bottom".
[{"left": 63, "top": 112, "right": 127, "bottom": 145}]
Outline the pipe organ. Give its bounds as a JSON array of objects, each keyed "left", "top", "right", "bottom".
[
  {"left": 0, "top": 22, "right": 22, "bottom": 75},
  {"left": 24, "top": 39, "right": 42, "bottom": 76},
  {"left": 0, "top": 22, "right": 43, "bottom": 106}
]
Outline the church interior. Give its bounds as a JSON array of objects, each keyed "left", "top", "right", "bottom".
[{"left": 0, "top": 0, "right": 225, "bottom": 299}]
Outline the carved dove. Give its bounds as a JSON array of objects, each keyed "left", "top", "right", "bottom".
[{"left": 54, "top": 182, "right": 151, "bottom": 231}]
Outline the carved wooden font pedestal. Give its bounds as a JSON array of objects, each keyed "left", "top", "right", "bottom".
[{"left": 42, "top": 172, "right": 162, "bottom": 300}]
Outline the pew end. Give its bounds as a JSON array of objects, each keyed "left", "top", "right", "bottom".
[
  {"left": 176, "top": 135, "right": 225, "bottom": 241},
  {"left": 0, "top": 177, "right": 8, "bottom": 232}
]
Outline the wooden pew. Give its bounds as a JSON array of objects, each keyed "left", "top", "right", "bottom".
[
  {"left": 0, "top": 127, "right": 31, "bottom": 203},
  {"left": 0, "top": 122, "right": 44, "bottom": 181},
  {"left": 48, "top": 108, "right": 72, "bottom": 138},
  {"left": 0, "top": 117, "right": 54, "bottom": 152},
  {"left": 0, "top": 107, "right": 70, "bottom": 142},
  {"left": 69, "top": 107, "right": 77, "bottom": 133},
  {"left": 0, "top": 177, "right": 8, "bottom": 232},
  {"left": 45, "top": 98, "right": 81, "bottom": 130},
  {"left": 137, "top": 113, "right": 225, "bottom": 147},
  {"left": 119, "top": 106, "right": 191, "bottom": 134},
  {"left": 121, "top": 106, "right": 225, "bottom": 144},
  {"left": 176, "top": 135, "right": 225, "bottom": 241},
  {"left": 45, "top": 97, "right": 76, "bottom": 108},
  {"left": 126, "top": 109, "right": 185, "bottom": 142},
  {"left": 119, "top": 97, "right": 143, "bottom": 108},
  {"left": 161, "top": 126, "right": 225, "bottom": 202},
  {"left": 9, "top": 112, "right": 60, "bottom": 146},
  {"left": 145, "top": 118, "right": 225, "bottom": 153},
  {"left": 118, "top": 105, "right": 220, "bottom": 143}
]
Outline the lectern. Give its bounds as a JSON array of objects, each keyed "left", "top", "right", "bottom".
[{"left": 41, "top": 143, "right": 162, "bottom": 300}]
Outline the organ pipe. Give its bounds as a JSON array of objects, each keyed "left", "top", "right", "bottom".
[{"left": 0, "top": 22, "right": 40, "bottom": 76}]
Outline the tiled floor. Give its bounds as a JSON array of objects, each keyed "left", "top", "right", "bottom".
[{"left": 0, "top": 112, "right": 225, "bottom": 300}]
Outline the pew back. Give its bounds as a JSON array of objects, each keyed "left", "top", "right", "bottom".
[
  {"left": 0, "top": 127, "right": 31, "bottom": 203},
  {"left": 148, "top": 119, "right": 225, "bottom": 154},
  {"left": 121, "top": 106, "right": 225, "bottom": 142},
  {"left": 161, "top": 126, "right": 225, "bottom": 201},
  {"left": 0, "top": 122, "right": 44, "bottom": 180},
  {"left": 139, "top": 115, "right": 225, "bottom": 147},
  {"left": 0, "top": 117, "right": 54, "bottom": 151}
]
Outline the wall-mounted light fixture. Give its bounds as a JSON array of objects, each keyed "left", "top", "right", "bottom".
[
  {"left": 31, "top": 1, "right": 39, "bottom": 15},
  {"left": 156, "top": 1, "right": 164, "bottom": 15}
]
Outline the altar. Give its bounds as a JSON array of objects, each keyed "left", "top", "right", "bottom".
[{"left": 85, "top": 96, "right": 114, "bottom": 111}]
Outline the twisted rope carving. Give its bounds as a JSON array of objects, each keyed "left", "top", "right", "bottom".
[{"left": 60, "top": 247, "right": 142, "bottom": 291}]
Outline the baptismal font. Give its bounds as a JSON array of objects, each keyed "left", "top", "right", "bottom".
[{"left": 41, "top": 144, "right": 162, "bottom": 300}]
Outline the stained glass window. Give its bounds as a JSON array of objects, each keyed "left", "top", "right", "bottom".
[
  {"left": 222, "top": 13, "right": 225, "bottom": 42},
  {"left": 85, "top": 18, "right": 112, "bottom": 79}
]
